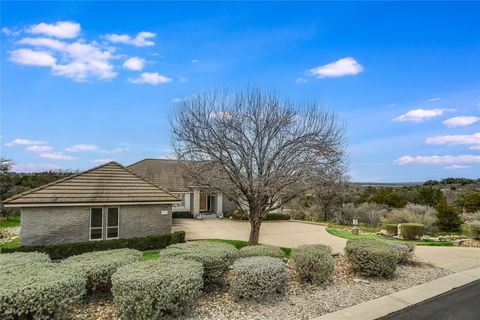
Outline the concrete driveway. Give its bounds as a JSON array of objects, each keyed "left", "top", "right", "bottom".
[{"left": 173, "top": 219, "right": 480, "bottom": 272}]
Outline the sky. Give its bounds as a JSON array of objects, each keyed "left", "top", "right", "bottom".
[{"left": 1, "top": 1, "right": 479, "bottom": 182}]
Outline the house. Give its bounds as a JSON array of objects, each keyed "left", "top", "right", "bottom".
[
  {"left": 2, "top": 162, "right": 179, "bottom": 246},
  {"left": 127, "top": 158, "right": 237, "bottom": 219}
]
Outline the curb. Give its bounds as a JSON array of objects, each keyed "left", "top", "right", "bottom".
[{"left": 312, "top": 265, "right": 480, "bottom": 320}]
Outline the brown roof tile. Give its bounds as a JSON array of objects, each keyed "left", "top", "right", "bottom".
[{"left": 127, "top": 159, "right": 191, "bottom": 192}]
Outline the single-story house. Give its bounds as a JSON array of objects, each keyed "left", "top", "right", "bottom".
[
  {"left": 127, "top": 158, "right": 238, "bottom": 219},
  {"left": 2, "top": 161, "right": 180, "bottom": 246}
]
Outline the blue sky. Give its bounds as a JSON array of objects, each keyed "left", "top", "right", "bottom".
[{"left": 1, "top": 1, "right": 479, "bottom": 182}]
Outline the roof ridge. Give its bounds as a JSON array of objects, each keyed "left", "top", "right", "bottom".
[
  {"left": 122, "top": 165, "right": 179, "bottom": 199},
  {"left": 2, "top": 161, "right": 125, "bottom": 204}
]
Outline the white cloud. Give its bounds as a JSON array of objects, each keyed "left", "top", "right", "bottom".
[
  {"left": 426, "top": 132, "right": 480, "bottom": 149},
  {"left": 129, "top": 72, "right": 172, "bottom": 85},
  {"left": 443, "top": 116, "right": 479, "bottom": 127},
  {"left": 395, "top": 155, "right": 480, "bottom": 165},
  {"left": 393, "top": 108, "right": 455, "bottom": 122},
  {"left": 18, "top": 37, "right": 66, "bottom": 50},
  {"left": 9, "top": 49, "right": 56, "bottom": 66},
  {"left": 308, "top": 57, "right": 364, "bottom": 78},
  {"left": 40, "top": 152, "right": 76, "bottom": 160},
  {"left": 102, "top": 147, "right": 130, "bottom": 153},
  {"left": 296, "top": 77, "right": 308, "bottom": 84},
  {"left": 11, "top": 163, "right": 63, "bottom": 173},
  {"left": 5, "top": 138, "right": 47, "bottom": 146},
  {"left": 26, "top": 145, "right": 53, "bottom": 152},
  {"left": 2, "top": 27, "right": 20, "bottom": 36},
  {"left": 445, "top": 165, "right": 470, "bottom": 170},
  {"left": 65, "top": 144, "right": 98, "bottom": 152},
  {"left": 92, "top": 159, "right": 114, "bottom": 164},
  {"left": 123, "top": 57, "right": 145, "bottom": 71},
  {"left": 426, "top": 98, "right": 440, "bottom": 102},
  {"left": 27, "top": 21, "right": 80, "bottom": 39},
  {"left": 105, "top": 31, "right": 155, "bottom": 47}
]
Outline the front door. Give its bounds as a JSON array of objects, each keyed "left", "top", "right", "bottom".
[{"left": 199, "top": 192, "right": 208, "bottom": 211}]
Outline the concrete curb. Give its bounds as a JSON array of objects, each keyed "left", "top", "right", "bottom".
[{"left": 312, "top": 266, "right": 480, "bottom": 320}]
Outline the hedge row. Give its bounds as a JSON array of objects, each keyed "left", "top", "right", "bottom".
[
  {"left": 400, "top": 223, "right": 425, "bottom": 240},
  {"left": 172, "top": 211, "right": 194, "bottom": 219},
  {"left": 1, "top": 231, "right": 185, "bottom": 259}
]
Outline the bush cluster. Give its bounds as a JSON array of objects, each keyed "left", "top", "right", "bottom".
[
  {"left": 172, "top": 211, "right": 194, "bottom": 219},
  {"left": 160, "top": 241, "right": 238, "bottom": 286},
  {"left": 400, "top": 223, "right": 425, "bottom": 240},
  {"left": 469, "top": 221, "right": 480, "bottom": 240},
  {"left": 383, "top": 204, "right": 436, "bottom": 234},
  {"left": 62, "top": 248, "right": 142, "bottom": 292},
  {"left": 384, "top": 224, "right": 398, "bottom": 236},
  {"left": 264, "top": 213, "right": 291, "bottom": 221},
  {"left": 230, "top": 256, "right": 288, "bottom": 301},
  {"left": 112, "top": 258, "right": 203, "bottom": 320},
  {"left": 345, "top": 239, "right": 398, "bottom": 278},
  {"left": 292, "top": 244, "right": 334, "bottom": 285},
  {"left": 386, "top": 242, "right": 415, "bottom": 264},
  {"left": 2, "top": 231, "right": 185, "bottom": 258},
  {"left": 238, "top": 245, "right": 285, "bottom": 259},
  {"left": 0, "top": 255, "right": 86, "bottom": 320},
  {"left": 336, "top": 203, "right": 389, "bottom": 225}
]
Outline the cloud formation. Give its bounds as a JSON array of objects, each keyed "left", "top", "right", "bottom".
[
  {"left": 65, "top": 144, "right": 98, "bottom": 152},
  {"left": 445, "top": 165, "right": 470, "bottom": 170},
  {"left": 26, "top": 145, "right": 53, "bottom": 152},
  {"left": 395, "top": 154, "right": 480, "bottom": 165},
  {"left": 129, "top": 72, "right": 172, "bottom": 85},
  {"left": 105, "top": 31, "right": 155, "bottom": 47},
  {"left": 123, "top": 57, "right": 145, "bottom": 71},
  {"left": 40, "top": 151, "right": 76, "bottom": 160},
  {"left": 308, "top": 57, "right": 363, "bottom": 78},
  {"left": 11, "top": 163, "right": 63, "bottom": 173},
  {"left": 92, "top": 159, "right": 114, "bottom": 164},
  {"left": 425, "top": 132, "right": 480, "bottom": 149},
  {"left": 443, "top": 116, "right": 479, "bottom": 127},
  {"left": 393, "top": 108, "right": 454, "bottom": 122},
  {"left": 5, "top": 138, "right": 47, "bottom": 146},
  {"left": 27, "top": 21, "right": 80, "bottom": 39},
  {"left": 10, "top": 49, "right": 56, "bottom": 66}
]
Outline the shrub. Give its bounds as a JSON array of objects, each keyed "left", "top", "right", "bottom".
[
  {"left": 229, "top": 209, "right": 249, "bottom": 220},
  {"left": 112, "top": 258, "right": 203, "bottom": 320},
  {"left": 469, "top": 221, "right": 480, "bottom": 240},
  {"left": 383, "top": 204, "right": 436, "bottom": 234},
  {"left": 345, "top": 239, "right": 398, "bottom": 278},
  {"left": 0, "top": 263, "right": 86, "bottom": 319},
  {"left": 239, "top": 245, "right": 285, "bottom": 259},
  {"left": 172, "top": 211, "right": 194, "bottom": 219},
  {"left": 0, "top": 251, "right": 50, "bottom": 270},
  {"left": 2, "top": 231, "right": 185, "bottom": 258},
  {"left": 62, "top": 248, "right": 142, "bottom": 292},
  {"left": 291, "top": 211, "right": 306, "bottom": 220},
  {"left": 230, "top": 256, "right": 288, "bottom": 301},
  {"left": 265, "top": 213, "right": 290, "bottom": 221},
  {"left": 336, "top": 203, "right": 388, "bottom": 225},
  {"left": 400, "top": 223, "right": 425, "bottom": 240},
  {"left": 160, "top": 241, "right": 238, "bottom": 286},
  {"left": 292, "top": 244, "right": 334, "bottom": 285},
  {"left": 386, "top": 242, "right": 415, "bottom": 264},
  {"left": 384, "top": 224, "right": 398, "bottom": 236},
  {"left": 435, "top": 199, "right": 462, "bottom": 232}
]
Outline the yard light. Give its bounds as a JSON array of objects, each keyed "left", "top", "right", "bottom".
[{"left": 352, "top": 218, "right": 359, "bottom": 235}]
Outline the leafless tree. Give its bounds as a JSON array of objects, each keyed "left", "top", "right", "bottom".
[{"left": 171, "top": 88, "right": 347, "bottom": 245}]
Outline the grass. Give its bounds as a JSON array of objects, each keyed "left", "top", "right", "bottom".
[
  {"left": 0, "top": 238, "right": 21, "bottom": 251},
  {"left": 142, "top": 251, "right": 160, "bottom": 261},
  {"left": 326, "top": 227, "right": 453, "bottom": 246},
  {"left": 0, "top": 216, "right": 20, "bottom": 228}
]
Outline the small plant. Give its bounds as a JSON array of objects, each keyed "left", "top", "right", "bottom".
[
  {"left": 230, "top": 256, "right": 288, "bottom": 301},
  {"left": 239, "top": 244, "right": 285, "bottom": 259},
  {"left": 292, "top": 244, "right": 334, "bottom": 285},
  {"left": 62, "top": 248, "right": 142, "bottom": 292},
  {"left": 386, "top": 242, "right": 415, "bottom": 264},
  {"left": 469, "top": 221, "right": 480, "bottom": 240},
  {"left": 384, "top": 224, "right": 398, "bottom": 236},
  {"left": 112, "top": 258, "right": 203, "bottom": 320},
  {"left": 160, "top": 241, "right": 238, "bottom": 286},
  {"left": 400, "top": 223, "right": 425, "bottom": 240},
  {"left": 345, "top": 239, "right": 398, "bottom": 278}
]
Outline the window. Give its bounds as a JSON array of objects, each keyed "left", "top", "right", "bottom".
[
  {"left": 90, "top": 208, "right": 103, "bottom": 240},
  {"left": 107, "top": 207, "right": 119, "bottom": 239},
  {"left": 173, "top": 193, "right": 186, "bottom": 208}
]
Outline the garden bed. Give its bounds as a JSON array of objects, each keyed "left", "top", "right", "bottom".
[{"left": 68, "top": 255, "right": 451, "bottom": 320}]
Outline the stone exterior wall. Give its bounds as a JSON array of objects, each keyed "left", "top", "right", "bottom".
[{"left": 20, "top": 204, "right": 172, "bottom": 246}]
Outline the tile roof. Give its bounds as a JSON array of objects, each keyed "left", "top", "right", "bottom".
[
  {"left": 2, "top": 161, "right": 180, "bottom": 206},
  {"left": 127, "top": 159, "right": 191, "bottom": 192}
]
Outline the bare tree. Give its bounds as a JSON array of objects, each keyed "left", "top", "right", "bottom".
[{"left": 171, "top": 89, "right": 347, "bottom": 245}]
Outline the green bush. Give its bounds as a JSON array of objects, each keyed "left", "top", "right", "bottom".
[
  {"left": 264, "top": 213, "right": 290, "bottom": 221},
  {"left": 160, "top": 241, "right": 238, "bottom": 286},
  {"left": 435, "top": 199, "right": 462, "bottom": 232},
  {"left": 345, "top": 239, "right": 398, "bottom": 278},
  {"left": 0, "top": 251, "right": 50, "bottom": 270},
  {"left": 112, "top": 258, "right": 203, "bottom": 320},
  {"left": 384, "top": 224, "right": 398, "bottom": 236},
  {"left": 469, "top": 221, "right": 480, "bottom": 240},
  {"left": 1, "top": 231, "right": 185, "bottom": 259},
  {"left": 386, "top": 242, "right": 415, "bottom": 264},
  {"left": 400, "top": 223, "right": 425, "bottom": 240},
  {"left": 62, "top": 248, "right": 142, "bottom": 292},
  {"left": 238, "top": 244, "right": 285, "bottom": 259},
  {"left": 230, "top": 256, "right": 288, "bottom": 301},
  {"left": 0, "top": 263, "right": 86, "bottom": 319},
  {"left": 172, "top": 211, "right": 194, "bottom": 219},
  {"left": 292, "top": 244, "right": 334, "bottom": 285}
]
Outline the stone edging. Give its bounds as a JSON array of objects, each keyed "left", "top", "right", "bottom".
[{"left": 312, "top": 265, "right": 480, "bottom": 320}]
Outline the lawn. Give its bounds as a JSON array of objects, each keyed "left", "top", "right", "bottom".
[
  {"left": 0, "top": 238, "right": 21, "bottom": 250},
  {"left": 0, "top": 215, "right": 21, "bottom": 228},
  {"left": 326, "top": 227, "right": 453, "bottom": 246}
]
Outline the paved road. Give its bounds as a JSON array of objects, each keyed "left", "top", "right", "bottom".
[
  {"left": 173, "top": 219, "right": 480, "bottom": 271},
  {"left": 380, "top": 280, "right": 480, "bottom": 320}
]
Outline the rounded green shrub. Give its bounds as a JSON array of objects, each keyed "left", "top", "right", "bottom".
[
  {"left": 386, "top": 242, "right": 415, "bottom": 264},
  {"left": 400, "top": 223, "right": 425, "bottom": 240},
  {"left": 112, "top": 258, "right": 203, "bottom": 320},
  {"left": 384, "top": 224, "right": 398, "bottom": 236},
  {"left": 0, "top": 251, "right": 50, "bottom": 270},
  {"left": 160, "top": 241, "right": 237, "bottom": 286},
  {"left": 62, "top": 248, "right": 142, "bottom": 292},
  {"left": 0, "top": 263, "right": 86, "bottom": 319},
  {"left": 292, "top": 244, "right": 334, "bottom": 285},
  {"left": 238, "top": 244, "right": 285, "bottom": 259},
  {"left": 230, "top": 256, "right": 288, "bottom": 301},
  {"left": 469, "top": 221, "right": 480, "bottom": 240},
  {"left": 345, "top": 239, "right": 398, "bottom": 278}
]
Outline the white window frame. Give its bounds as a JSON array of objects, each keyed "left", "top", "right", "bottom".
[
  {"left": 173, "top": 193, "right": 186, "bottom": 208},
  {"left": 106, "top": 206, "right": 120, "bottom": 240},
  {"left": 89, "top": 207, "right": 104, "bottom": 241}
]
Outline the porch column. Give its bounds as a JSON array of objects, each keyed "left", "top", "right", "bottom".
[
  {"left": 193, "top": 188, "right": 201, "bottom": 219},
  {"left": 215, "top": 193, "right": 223, "bottom": 218}
]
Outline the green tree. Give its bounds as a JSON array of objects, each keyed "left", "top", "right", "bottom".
[
  {"left": 369, "top": 188, "right": 407, "bottom": 208},
  {"left": 435, "top": 198, "right": 462, "bottom": 232},
  {"left": 460, "top": 190, "right": 480, "bottom": 213},
  {"left": 414, "top": 186, "right": 444, "bottom": 206}
]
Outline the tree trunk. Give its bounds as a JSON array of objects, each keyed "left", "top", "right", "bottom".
[{"left": 248, "top": 217, "right": 262, "bottom": 245}]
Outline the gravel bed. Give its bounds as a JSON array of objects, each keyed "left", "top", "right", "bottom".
[{"left": 69, "top": 255, "right": 451, "bottom": 320}]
